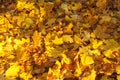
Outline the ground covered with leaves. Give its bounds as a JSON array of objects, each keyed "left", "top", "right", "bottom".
[{"left": 0, "top": 0, "right": 120, "bottom": 80}]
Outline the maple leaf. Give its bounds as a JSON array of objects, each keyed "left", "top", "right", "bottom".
[
  {"left": 64, "top": 23, "right": 73, "bottom": 34},
  {"left": 80, "top": 54, "right": 94, "bottom": 66},
  {"left": 96, "top": 0, "right": 107, "bottom": 8},
  {"left": 91, "top": 39, "right": 103, "bottom": 49},
  {"left": 63, "top": 35, "right": 73, "bottom": 43},
  {"left": 99, "top": 16, "right": 111, "bottom": 24},
  {"left": 17, "top": 1, "right": 34, "bottom": 11},
  {"left": 20, "top": 72, "right": 32, "bottom": 80},
  {"left": 102, "top": 39, "right": 119, "bottom": 51},
  {"left": 71, "top": 2, "right": 82, "bottom": 11},
  {"left": 52, "top": 36, "right": 63, "bottom": 45},
  {"left": 23, "top": 17, "right": 33, "bottom": 29},
  {"left": 74, "top": 61, "right": 82, "bottom": 77},
  {"left": 32, "top": 31, "right": 41, "bottom": 47},
  {"left": 74, "top": 34, "right": 83, "bottom": 45},
  {"left": 60, "top": 3, "right": 69, "bottom": 14},
  {"left": 17, "top": 1, "right": 26, "bottom": 11},
  {"left": 61, "top": 53, "right": 71, "bottom": 65},
  {"left": 5, "top": 63, "right": 20, "bottom": 79},
  {"left": 82, "top": 69, "right": 96, "bottom": 80}
]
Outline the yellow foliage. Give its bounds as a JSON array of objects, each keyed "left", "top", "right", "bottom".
[
  {"left": 99, "top": 16, "right": 111, "bottom": 24},
  {"left": 81, "top": 54, "right": 94, "bottom": 66},
  {"left": 17, "top": 1, "right": 34, "bottom": 11},
  {"left": 61, "top": 53, "right": 71, "bottom": 64},
  {"left": 89, "top": 49, "right": 101, "bottom": 55},
  {"left": 32, "top": 31, "right": 41, "bottom": 47},
  {"left": 117, "top": 75, "right": 120, "bottom": 80},
  {"left": 14, "top": 38, "right": 30, "bottom": 50},
  {"left": 63, "top": 35, "right": 73, "bottom": 43},
  {"left": 116, "top": 65, "right": 120, "bottom": 74},
  {"left": 82, "top": 69, "right": 96, "bottom": 80},
  {"left": 96, "top": 0, "right": 107, "bottom": 8},
  {"left": 103, "top": 58, "right": 111, "bottom": 63},
  {"left": 23, "top": 17, "right": 33, "bottom": 29},
  {"left": 47, "top": 61, "right": 62, "bottom": 79},
  {"left": 55, "top": 60, "right": 61, "bottom": 69},
  {"left": 20, "top": 72, "right": 32, "bottom": 80},
  {"left": 0, "top": 46, "right": 5, "bottom": 57},
  {"left": 74, "top": 61, "right": 82, "bottom": 77},
  {"left": 17, "top": 1, "right": 26, "bottom": 10},
  {"left": 52, "top": 36, "right": 63, "bottom": 45},
  {"left": 60, "top": 3, "right": 69, "bottom": 13},
  {"left": 5, "top": 63, "right": 20, "bottom": 79},
  {"left": 74, "top": 35, "right": 82, "bottom": 45},
  {"left": 0, "top": 16, "right": 5, "bottom": 25},
  {"left": 45, "top": 18, "right": 56, "bottom": 26},
  {"left": 39, "top": 7, "right": 46, "bottom": 22},
  {"left": 0, "top": 0, "right": 120, "bottom": 80},
  {"left": 71, "top": 2, "right": 82, "bottom": 11},
  {"left": 103, "top": 50, "right": 114, "bottom": 58},
  {"left": 92, "top": 39, "right": 103, "bottom": 49},
  {"left": 103, "top": 39, "right": 119, "bottom": 50},
  {"left": 17, "top": 15, "right": 26, "bottom": 26}
]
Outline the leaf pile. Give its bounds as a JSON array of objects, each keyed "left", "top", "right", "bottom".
[{"left": 0, "top": 0, "right": 120, "bottom": 80}]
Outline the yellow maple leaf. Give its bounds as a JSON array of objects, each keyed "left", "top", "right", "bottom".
[
  {"left": 5, "top": 63, "right": 20, "bottom": 79},
  {"left": 89, "top": 49, "right": 101, "bottom": 55},
  {"left": 52, "top": 36, "right": 63, "bottom": 45},
  {"left": 39, "top": 7, "right": 46, "bottom": 22},
  {"left": 103, "top": 50, "right": 114, "bottom": 58},
  {"left": 103, "top": 39, "right": 119, "bottom": 50},
  {"left": 20, "top": 72, "right": 32, "bottom": 80},
  {"left": 60, "top": 3, "right": 69, "bottom": 13},
  {"left": 55, "top": 60, "right": 61, "bottom": 69},
  {"left": 45, "top": 18, "right": 56, "bottom": 26},
  {"left": 63, "top": 35, "right": 73, "bottom": 43},
  {"left": 81, "top": 54, "right": 94, "bottom": 66},
  {"left": 71, "top": 2, "right": 82, "bottom": 11},
  {"left": 92, "top": 39, "right": 103, "bottom": 49},
  {"left": 64, "top": 23, "right": 73, "bottom": 34},
  {"left": 17, "top": 1, "right": 34, "bottom": 11},
  {"left": 17, "top": 1, "right": 26, "bottom": 10},
  {"left": 74, "top": 35, "right": 82, "bottom": 45},
  {"left": 14, "top": 38, "right": 29, "bottom": 50},
  {"left": 23, "top": 17, "right": 33, "bottom": 29},
  {"left": 47, "top": 61, "right": 62, "bottom": 79},
  {"left": 32, "top": 31, "right": 41, "bottom": 47},
  {"left": 61, "top": 53, "right": 71, "bottom": 64},
  {"left": 96, "top": 0, "right": 107, "bottom": 8},
  {"left": 103, "top": 58, "right": 111, "bottom": 63},
  {"left": 17, "top": 15, "right": 26, "bottom": 26},
  {"left": 99, "top": 16, "right": 111, "bottom": 24}
]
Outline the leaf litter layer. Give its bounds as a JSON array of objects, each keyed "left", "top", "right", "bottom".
[{"left": 0, "top": 0, "right": 120, "bottom": 80}]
